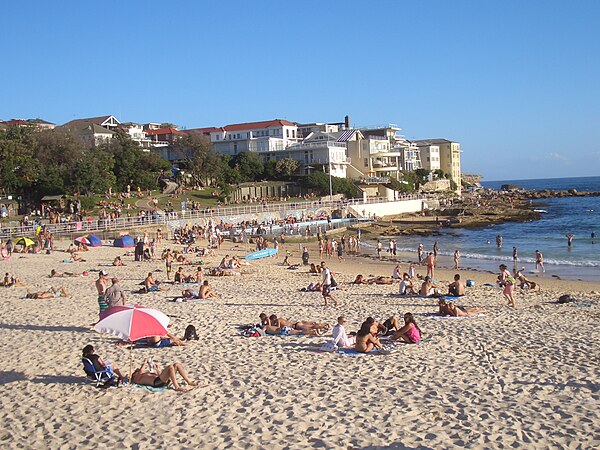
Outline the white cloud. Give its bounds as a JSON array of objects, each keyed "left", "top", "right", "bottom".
[{"left": 545, "top": 152, "right": 567, "bottom": 161}]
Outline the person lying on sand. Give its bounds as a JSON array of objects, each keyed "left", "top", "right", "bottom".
[
  {"left": 447, "top": 274, "right": 466, "bottom": 297},
  {"left": 26, "top": 287, "right": 69, "bottom": 299},
  {"left": 82, "top": 344, "right": 125, "bottom": 381},
  {"left": 300, "top": 282, "right": 322, "bottom": 292},
  {"left": 50, "top": 269, "right": 84, "bottom": 277},
  {"left": 265, "top": 314, "right": 329, "bottom": 332},
  {"left": 353, "top": 274, "right": 369, "bottom": 285},
  {"left": 131, "top": 360, "right": 197, "bottom": 392},
  {"left": 355, "top": 320, "right": 385, "bottom": 353},
  {"left": 390, "top": 313, "right": 422, "bottom": 343},
  {"left": 146, "top": 332, "right": 186, "bottom": 347},
  {"left": 438, "top": 298, "right": 486, "bottom": 317},
  {"left": 113, "top": 256, "right": 126, "bottom": 266},
  {"left": 260, "top": 322, "right": 321, "bottom": 336}
]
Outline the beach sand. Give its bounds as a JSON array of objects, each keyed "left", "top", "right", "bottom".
[{"left": 0, "top": 239, "right": 598, "bottom": 449}]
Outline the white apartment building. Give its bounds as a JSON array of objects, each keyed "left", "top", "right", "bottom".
[{"left": 210, "top": 119, "right": 300, "bottom": 156}]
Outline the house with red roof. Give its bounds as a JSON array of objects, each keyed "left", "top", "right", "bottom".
[{"left": 210, "top": 119, "right": 300, "bottom": 155}]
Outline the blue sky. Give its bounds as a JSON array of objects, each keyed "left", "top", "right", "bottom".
[{"left": 2, "top": 0, "right": 599, "bottom": 181}]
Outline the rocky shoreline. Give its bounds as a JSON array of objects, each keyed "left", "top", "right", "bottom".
[{"left": 368, "top": 188, "right": 599, "bottom": 237}]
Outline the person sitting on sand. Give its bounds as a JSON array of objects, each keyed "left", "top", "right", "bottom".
[
  {"left": 353, "top": 274, "right": 369, "bottom": 285},
  {"left": 131, "top": 359, "right": 196, "bottom": 392},
  {"left": 390, "top": 313, "right": 422, "bottom": 343},
  {"left": 179, "top": 280, "right": 220, "bottom": 299},
  {"left": 420, "top": 276, "right": 439, "bottom": 297},
  {"left": 2, "top": 273, "right": 26, "bottom": 287},
  {"left": 515, "top": 269, "right": 541, "bottom": 292},
  {"left": 267, "top": 314, "right": 329, "bottom": 333},
  {"left": 26, "top": 287, "right": 69, "bottom": 299},
  {"left": 355, "top": 320, "right": 385, "bottom": 353},
  {"left": 194, "top": 267, "right": 204, "bottom": 284},
  {"left": 399, "top": 273, "right": 417, "bottom": 295},
  {"left": 332, "top": 316, "right": 356, "bottom": 348},
  {"left": 309, "top": 263, "right": 320, "bottom": 275},
  {"left": 70, "top": 251, "right": 86, "bottom": 262},
  {"left": 113, "top": 256, "right": 126, "bottom": 266},
  {"left": 447, "top": 274, "right": 466, "bottom": 297},
  {"left": 146, "top": 332, "right": 186, "bottom": 347},
  {"left": 144, "top": 272, "right": 167, "bottom": 292},
  {"left": 174, "top": 267, "right": 193, "bottom": 284},
  {"left": 438, "top": 298, "right": 486, "bottom": 317},
  {"left": 82, "top": 344, "right": 125, "bottom": 381}
]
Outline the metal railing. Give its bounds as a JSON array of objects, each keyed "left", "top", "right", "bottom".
[{"left": 0, "top": 195, "right": 426, "bottom": 239}]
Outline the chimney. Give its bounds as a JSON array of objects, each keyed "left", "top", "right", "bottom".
[{"left": 344, "top": 115, "right": 350, "bottom": 129}]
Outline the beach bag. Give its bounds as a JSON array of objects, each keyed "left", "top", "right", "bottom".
[
  {"left": 558, "top": 294, "right": 575, "bottom": 304},
  {"left": 240, "top": 325, "right": 265, "bottom": 337},
  {"left": 183, "top": 325, "right": 199, "bottom": 340},
  {"left": 319, "top": 340, "right": 338, "bottom": 352},
  {"left": 466, "top": 280, "right": 475, "bottom": 287},
  {"left": 330, "top": 276, "right": 338, "bottom": 288}
]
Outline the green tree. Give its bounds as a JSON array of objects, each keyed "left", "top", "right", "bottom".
[
  {"left": 274, "top": 158, "right": 300, "bottom": 179},
  {"left": 0, "top": 126, "right": 40, "bottom": 193},
  {"left": 175, "top": 134, "right": 222, "bottom": 187},
  {"left": 231, "top": 151, "right": 264, "bottom": 182}
]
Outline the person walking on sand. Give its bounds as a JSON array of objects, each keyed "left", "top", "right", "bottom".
[
  {"left": 499, "top": 264, "right": 516, "bottom": 308},
  {"left": 320, "top": 261, "right": 340, "bottom": 307},
  {"left": 453, "top": 249, "right": 460, "bottom": 270},
  {"left": 95, "top": 270, "right": 110, "bottom": 315},
  {"left": 535, "top": 250, "right": 545, "bottom": 273}
]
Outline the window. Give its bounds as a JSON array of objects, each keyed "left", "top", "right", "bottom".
[
  {"left": 286, "top": 129, "right": 290, "bottom": 138},
  {"left": 364, "top": 158, "right": 368, "bottom": 167}
]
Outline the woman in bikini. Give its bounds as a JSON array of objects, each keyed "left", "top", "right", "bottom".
[
  {"left": 438, "top": 298, "right": 486, "bottom": 317},
  {"left": 355, "top": 320, "right": 385, "bottom": 353},
  {"left": 391, "top": 313, "right": 422, "bottom": 343}
]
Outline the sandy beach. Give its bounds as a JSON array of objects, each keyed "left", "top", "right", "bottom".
[{"left": 0, "top": 237, "right": 598, "bottom": 449}]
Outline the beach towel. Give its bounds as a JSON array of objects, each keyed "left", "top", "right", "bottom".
[
  {"left": 172, "top": 298, "right": 204, "bottom": 303},
  {"left": 428, "top": 313, "right": 485, "bottom": 319},
  {"left": 132, "top": 383, "right": 168, "bottom": 392},
  {"left": 336, "top": 348, "right": 395, "bottom": 355}
]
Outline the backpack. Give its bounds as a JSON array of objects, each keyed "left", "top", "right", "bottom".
[
  {"left": 239, "top": 324, "right": 265, "bottom": 337},
  {"left": 319, "top": 340, "right": 338, "bottom": 352},
  {"left": 183, "top": 325, "right": 199, "bottom": 340}
]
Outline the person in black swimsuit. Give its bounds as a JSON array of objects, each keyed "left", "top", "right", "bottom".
[{"left": 131, "top": 360, "right": 197, "bottom": 392}]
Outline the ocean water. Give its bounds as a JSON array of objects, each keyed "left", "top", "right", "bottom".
[{"left": 377, "top": 176, "right": 600, "bottom": 282}]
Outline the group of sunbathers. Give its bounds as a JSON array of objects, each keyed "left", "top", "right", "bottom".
[
  {"left": 258, "top": 313, "right": 329, "bottom": 336},
  {"left": 331, "top": 313, "right": 423, "bottom": 353}
]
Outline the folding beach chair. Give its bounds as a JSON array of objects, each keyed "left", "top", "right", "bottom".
[{"left": 82, "top": 357, "right": 116, "bottom": 387}]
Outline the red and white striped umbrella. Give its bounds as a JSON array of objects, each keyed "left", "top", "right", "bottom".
[
  {"left": 94, "top": 304, "right": 169, "bottom": 341},
  {"left": 75, "top": 236, "right": 91, "bottom": 245}
]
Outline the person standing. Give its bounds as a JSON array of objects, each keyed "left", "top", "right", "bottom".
[
  {"left": 425, "top": 252, "right": 436, "bottom": 280},
  {"left": 95, "top": 270, "right": 109, "bottom": 316},
  {"left": 105, "top": 277, "right": 126, "bottom": 309},
  {"left": 320, "top": 261, "right": 340, "bottom": 307},
  {"left": 512, "top": 246, "right": 518, "bottom": 271},
  {"left": 499, "top": 264, "right": 516, "bottom": 307},
  {"left": 496, "top": 235, "right": 503, "bottom": 248},
  {"left": 301, "top": 247, "right": 310, "bottom": 266},
  {"left": 376, "top": 240, "right": 382, "bottom": 259},
  {"left": 453, "top": 249, "right": 461, "bottom": 270},
  {"left": 433, "top": 241, "right": 439, "bottom": 259},
  {"left": 535, "top": 250, "right": 545, "bottom": 273},
  {"left": 566, "top": 233, "right": 574, "bottom": 247},
  {"left": 417, "top": 243, "right": 424, "bottom": 263}
]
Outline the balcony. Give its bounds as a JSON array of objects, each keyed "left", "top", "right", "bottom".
[{"left": 288, "top": 141, "right": 347, "bottom": 150}]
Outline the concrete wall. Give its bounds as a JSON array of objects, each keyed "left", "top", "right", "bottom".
[{"left": 347, "top": 199, "right": 425, "bottom": 218}]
